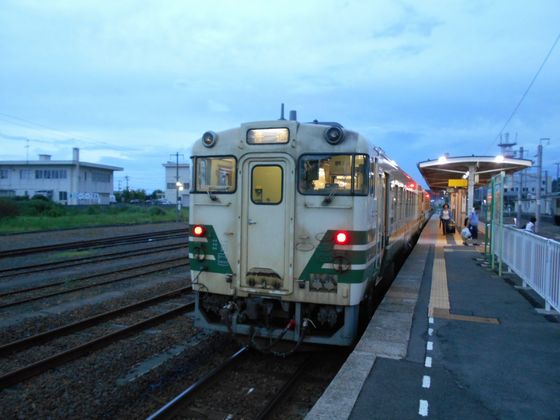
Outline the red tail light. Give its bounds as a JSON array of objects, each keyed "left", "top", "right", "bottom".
[
  {"left": 335, "top": 231, "right": 349, "bottom": 245},
  {"left": 192, "top": 225, "right": 206, "bottom": 237}
]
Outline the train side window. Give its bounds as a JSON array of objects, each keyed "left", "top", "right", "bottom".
[
  {"left": 353, "top": 154, "right": 368, "bottom": 195},
  {"left": 369, "top": 157, "right": 376, "bottom": 196},
  {"left": 251, "top": 165, "right": 283, "bottom": 205},
  {"left": 194, "top": 156, "right": 236, "bottom": 193}
]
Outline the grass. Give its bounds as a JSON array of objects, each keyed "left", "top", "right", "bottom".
[{"left": 0, "top": 204, "right": 189, "bottom": 234}]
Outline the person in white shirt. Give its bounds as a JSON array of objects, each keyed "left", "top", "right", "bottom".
[
  {"left": 439, "top": 203, "right": 452, "bottom": 235},
  {"left": 525, "top": 216, "right": 536, "bottom": 233}
]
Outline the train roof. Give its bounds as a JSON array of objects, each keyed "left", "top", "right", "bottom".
[{"left": 191, "top": 119, "right": 422, "bottom": 189}]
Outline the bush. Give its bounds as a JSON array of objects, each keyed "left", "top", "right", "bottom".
[
  {"left": 149, "top": 206, "right": 166, "bottom": 216},
  {"left": 27, "top": 199, "right": 54, "bottom": 215},
  {"left": 0, "top": 199, "right": 20, "bottom": 219},
  {"left": 31, "top": 194, "right": 50, "bottom": 201},
  {"left": 17, "top": 198, "right": 67, "bottom": 217},
  {"left": 46, "top": 206, "right": 66, "bottom": 217}
]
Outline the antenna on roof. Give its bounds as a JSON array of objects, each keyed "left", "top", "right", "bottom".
[{"left": 279, "top": 103, "right": 285, "bottom": 120}]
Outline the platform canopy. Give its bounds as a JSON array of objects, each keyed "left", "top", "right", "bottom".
[{"left": 417, "top": 155, "right": 533, "bottom": 192}]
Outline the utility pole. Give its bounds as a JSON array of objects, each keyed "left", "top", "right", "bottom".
[
  {"left": 125, "top": 175, "right": 129, "bottom": 191},
  {"left": 555, "top": 162, "right": 560, "bottom": 192},
  {"left": 170, "top": 152, "right": 184, "bottom": 222},
  {"left": 536, "top": 138, "right": 550, "bottom": 234}
]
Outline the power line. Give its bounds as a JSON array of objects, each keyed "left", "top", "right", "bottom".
[
  {"left": 0, "top": 111, "right": 116, "bottom": 148},
  {"left": 493, "top": 31, "right": 560, "bottom": 145}
]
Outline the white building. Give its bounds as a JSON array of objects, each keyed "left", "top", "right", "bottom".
[
  {"left": 162, "top": 161, "right": 190, "bottom": 206},
  {"left": 0, "top": 148, "right": 123, "bottom": 205},
  {"left": 504, "top": 171, "right": 554, "bottom": 214}
]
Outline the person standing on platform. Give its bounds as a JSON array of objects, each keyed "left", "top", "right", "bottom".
[
  {"left": 440, "top": 203, "right": 452, "bottom": 235},
  {"left": 468, "top": 206, "right": 480, "bottom": 244},
  {"left": 525, "top": 216, "right": 536, "bottom": 233}
]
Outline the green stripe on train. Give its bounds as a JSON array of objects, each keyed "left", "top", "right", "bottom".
[
  {"left": 299, "top": 230, "right": 379, "bottom": 284},
  {"left": 189, "top": 225, "right": 233, "bottom": 274}
]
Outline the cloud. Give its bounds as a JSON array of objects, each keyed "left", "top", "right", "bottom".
[{"left": 1, "top": 0, "right": 559, "bottom": 192}]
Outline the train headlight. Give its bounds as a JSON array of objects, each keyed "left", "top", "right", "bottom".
[
  {"left": 324, "top": 126, "right": 345, "bottom": 145},
  {"left": 193, "top": 225, "right": 206, "bottom": 237},
  {"left": 334, "top": 230, "right": 349, "bottom": 245},
  {"left": 202, "top": 131, "right": 218, "bottom": 147}
]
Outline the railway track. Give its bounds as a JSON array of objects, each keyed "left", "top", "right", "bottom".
[
  {"left": 0, "top": 228, "right": 188, "bottom": 259},
  {"left": 0, "top": 241, "right": 188, "bottom": 278},
  {"left": 0, "top": 287, "right": 194, "bottom": 389},
  {"left": 147, "top": 348, "right": 314, "bottom": 419},
  {"left": 0, "top": 257, "right": 189, "bottom": 309}
]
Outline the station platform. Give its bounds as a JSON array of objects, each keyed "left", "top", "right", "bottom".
[{"left": 307, "top": 216, "right": 560, "bottom": 419}]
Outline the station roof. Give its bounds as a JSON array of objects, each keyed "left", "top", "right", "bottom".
[{"left": 417, "top": 155, "right": 532, "bottom": 191}]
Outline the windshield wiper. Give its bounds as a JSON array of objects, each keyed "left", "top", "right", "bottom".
[
  {"left": 322, "top": 188, "right": 337, "bottom": 205},
  {"left": 206, "top": 189, "right": 218, "bottom": 201}
]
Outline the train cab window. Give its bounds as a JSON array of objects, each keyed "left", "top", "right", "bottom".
[
  {"left": 194, "top": 156, "right": 236, "bottom": 193},
  {"left": 251, "top": 165, "right": 283, "bottom": 204},
  {"left": 354, "top": 154, "right": 368, "bottom": 195},
  {"left": 298, "top": 154, "right": 368, "bottom": 195}
]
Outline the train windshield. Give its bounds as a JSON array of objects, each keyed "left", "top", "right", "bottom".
[
  {"left": 298, "top": 154, "right": 368, "bottom": 195},
  {"left": 195, "top": 156, "right": 236, "bottom": 192}
]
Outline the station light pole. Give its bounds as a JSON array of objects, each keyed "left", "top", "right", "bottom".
[{"left": 516, "top": 147, "right": 524, "bottom": 227}]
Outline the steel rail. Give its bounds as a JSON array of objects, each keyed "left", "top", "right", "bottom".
[
  {"left": 0, "top": 228, "right": 188, "bottom": 259},
  {"left": 0, "top": 259, "right": 188, "bottom": 309},
  {"left": 254, "top": 354, "right": 313, "bottom": 420},
  {"left": 0, "top": 302, "right": 194, "bottom": 389},
  {"left": 0, "top": 241, "right": 188, "bottom": 278},
  {"left": 0, "top": 254, "right": 189, "bottom": 299},
  {"left": 146, "top": 347, "right": 249, "bottom": 420},
  {"left": 0, "top": 286, "right": 192, "bottom": 356}
]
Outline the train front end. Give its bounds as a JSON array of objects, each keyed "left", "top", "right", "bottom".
[{"left": 190, "top": 119, "right": 377, "bottom": 350}]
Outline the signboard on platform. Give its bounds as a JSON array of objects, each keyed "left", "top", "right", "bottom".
[{"left": 448, "top": 179, "right": 468, "bottom": 187}]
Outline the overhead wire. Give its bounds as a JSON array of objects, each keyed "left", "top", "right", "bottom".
[
  {"left": 0, "top": 111, "right": 117, "bottom": 148},
  {"left": 492, "top": 31, "right": 560, "bottom": 146}
]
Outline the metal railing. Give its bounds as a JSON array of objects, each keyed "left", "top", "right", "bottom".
[{"left": 498, "top": 225, "right": 560, "bottom": 312}]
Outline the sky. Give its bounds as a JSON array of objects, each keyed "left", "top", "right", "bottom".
[{"left": 1, "top": 0, "right": 559, "bottom": 192}]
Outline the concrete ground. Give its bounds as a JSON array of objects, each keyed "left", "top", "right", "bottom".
[{"left": 307, "top": 217, "right": 560, "bottom": 419}]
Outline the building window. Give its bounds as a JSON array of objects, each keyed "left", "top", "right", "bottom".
[
  {"left": 20, "top": 170, "right": 33, "bottom": 179},
  {"left": 167, "top": 182, "right": 176, "bottom": 189},
  {"left": 0, "top": 189, "right": 15, "bottom": 197},
  {"left": 0, "top": 169, "right": 9, "bottom": 179},
  {"left": 59, "top": 191, "right": 68, "bottom": 201},
  {"left": 92, "top": 171, "right": 110, "bottom": 182},
  {"left": 34, "top": 169, "right": 68, "bottom": 179}
]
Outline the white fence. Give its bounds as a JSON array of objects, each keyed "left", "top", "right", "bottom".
[{"left": 498, "top": 226, "right": 560, "bottom": 312}]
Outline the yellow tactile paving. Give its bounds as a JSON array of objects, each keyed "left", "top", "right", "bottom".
[
  {"left": 428, "top": 222, "right": 450, "bottom": 316},
  {"left": 428, "top": 217, "right": 499, "bottom": 324}
]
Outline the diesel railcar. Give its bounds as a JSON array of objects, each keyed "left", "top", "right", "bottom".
[{"left": 189, "top": 116, "right": 430, "bottom": 351}]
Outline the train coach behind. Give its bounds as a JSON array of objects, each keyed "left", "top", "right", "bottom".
[{"left": 189, "top": 117, "right": 429, "bottom": 351}]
